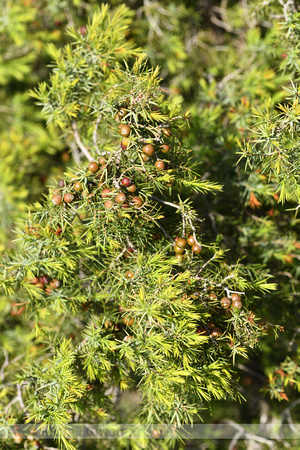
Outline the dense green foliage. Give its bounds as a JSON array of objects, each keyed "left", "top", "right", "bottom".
[{"left": 1, "top": 1, "right": 300, "bottom": 449}]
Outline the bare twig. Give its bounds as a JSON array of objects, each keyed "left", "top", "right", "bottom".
[
  {"left": 197, "top": 253, "right": 218, "bottom": 274},
  {"left": 72, "top": 121, "right": 94, "bottom": 162},
  {"left": 17, "top": 384, "right": 25, "bottom": 410},
  {"left": 126, "top": 235, "right": 137, "bottom": 251},
  {"left": 229, "top": 429, "right": 244, "bottom": 450},
  {"left": 224, "top": 420, "right": 274, "bottom": 449},
  {"left": 93, "top": 116, "right": 102, "bottom": 156},
  {"left": 4, "top": 384, "right": 26, "bottom": 414},
  {"left": 0, "top": 349, "right": 9, "bottom": 381},
  {"left": 152, "top": 195, "right": 180, "bottom": 209},
  {"left": 278, "top": 0, "right": 296, "bottom": 21},
  {"left": 154, "top": 220, "right": 173, "bottom": 241},
  {"left": 109, "top": 247, "right": 128, "bottom": 270},
  {"left": 70, "top": 141, "right": 81, "bottom": 165},
  {"left": 281, "top": 398, "right": 300, "bottom": 418},
  {"left": 237, "top": 363, "right": 265, "bottom": 381},
  {"left": 4, "top": 396, "right": 18, "bottom": 414},
  {"left": 186, "top": 216, "right": 201, "bottom": 246}
]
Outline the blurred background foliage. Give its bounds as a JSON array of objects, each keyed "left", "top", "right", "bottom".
[{"left": 1, "top": 0, "right": 300, "bottom": 448}]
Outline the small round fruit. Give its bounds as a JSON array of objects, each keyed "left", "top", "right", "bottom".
[
  {"left": 100, "top": 163, "right": 108, "bottom": 172},
  {"left": 121, "top": 177, "right": 132, "bottom": 187},
  {"left": 141, "top": 153, "right": 149, "bottom": 162},
  {"left": 104, "top": 200, "right": 114, "bottom": 209},
  {"left": 176, "top": 238, "right": 187, "bottom": 249},
  {"left": 142, "top": 144, "right": 155, "bottom": 156},
  {"left": 101, "top": 188, "right": 111, "bottom": 198},
  {"left": 126, "top": 270, "right": 134, "bottom": 279},
  {"left": 123, "top": 316, "right": 134, "bottom": 326},
  {"left": 57, "top": 179, "right": 65, "bottom": 188},
  {"left": 45, "top": 287, "right": 52, "bottom": 295},
  {"left": 232, "top": 299, "right": 242, "bottom": 310},
  {"left": 187, "top": 235, "right": 196, "bottom": 246},
  {"left": 116, "top": 192, "right": 126, "bottom": 204},
  {"left": 98, "top": 157, "right": 106, "bottom": 165},
  {"left": 123, "top": 335, "right": 133, "bottom": 343},
  {"left": 231, "top": 293, "right": 241, "bottom": 302},
  {"left": 118, "top": 124, "right": 131, "bottom": 137},
  {"left": 74, "top": 182, "right": 83, "bottom": 192},
  {"left": 121, "top": 138, "right": 130, "bottom": 150},
  {"left": 220, "top": 297, "right": 231, "bottom": 309},
  {"left": 118, "top": 108, "right": 127, "bottom": 117},
  {"left": 175, "top": 254, "right": 183, "bottom": 262},
  {"left": 52, "top": 195, "right": 63, "bottom": 206},
  {"left": 151, "top": 429, "right": 161, "bottom": 439},
  {"left": 50, "top": 279, "right": 60, "bottom": 289},
  {"left": 131, "top": 196, "right": 143, "bottom": 208},
  {"left": 88, "top": 161, "right": 99, "bottom": 173},
  {"left": 160, "top": 144, "right": 170, "bottom": 153},
  {"left": 127, "top": 184, "right": 137, "bottom": 193},
  {"left": 40, "top": 275, "right": 50, "bottom": 285},
  {"left": 64, "top": 193, "right": 74, "bottom": 203},
  {"left": 192, "top": 244, "right": 202, "bottom": 254},
  {"left": 211, "top": 328, "right": 222, "bottom": 338},
  {"left": 163, "top": 128, "right": 172, "bottom": 137},
  {"left": 155, "top": 160, "right": 165, "bottom": 171},
  {"left": 35, "top": 282, "right": 45, "bottom": 289},
  {"left": 174, "top": 245, "right": 184, "bottom": 254},
  {"left": 209, "top": 293, "right": 218, "bottom": 301},
  {"left": 191, "top": 292, "right": 200, "bottom": 300}
]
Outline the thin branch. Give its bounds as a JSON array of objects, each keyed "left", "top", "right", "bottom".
[
  {"left": 224, "top": 420, "right": 274, "bottom": 449},
  {"left": 229, "top": 429, "right": 244, "bottom": 450},
  {"left": 109, "top": 247, "right": 128, "bottom": 270},
  {"left": 197, "top": 253, "right": 218, "bottom": 274},
  {"left": 126, "top": 235, "right": 137, "bottom": 251},
  {"left": 70, "top": 141, "right": 81, "bottom": 165},
  {"left": 72, "top": 121, "right": 94, "bottom": 162},
  {"left": 152, "top": 195, "right": 180, "bottom": 209},
  {"left": 281, "top": 397, "right": 300, "bottom": 418},
  {"left": 4, "top": 396, "right": 19, "bottom": 415},
  {"left": 154, "top": 220, "right": 173, "bottom": 241},
  {"left": 278, "top": 0, "right": 296, "bottom": 21},
  {"left": 0, "top": 349, "right": 9, "bottom": 381},
  {"left": 93, "top": 116, "right": 102, "bottom": 156},
  {"left": 237, "top": 363, "right": 265, "bottom": 381},
  {"left": 186, "top": 216, "right": 201, "bottom": 246},
  {"left": 218, "top": 54, "right": 255, "bottom": 91},
  {"left": 210, "top": 13, "right": 239, "bottom": 34},
  {"left": 17, "top": 384, "right": 25, "bottom": 410}
]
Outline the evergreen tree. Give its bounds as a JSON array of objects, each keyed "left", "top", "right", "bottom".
[{"left": 0, "top": 4, "right": 278, "bottom": 450}]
